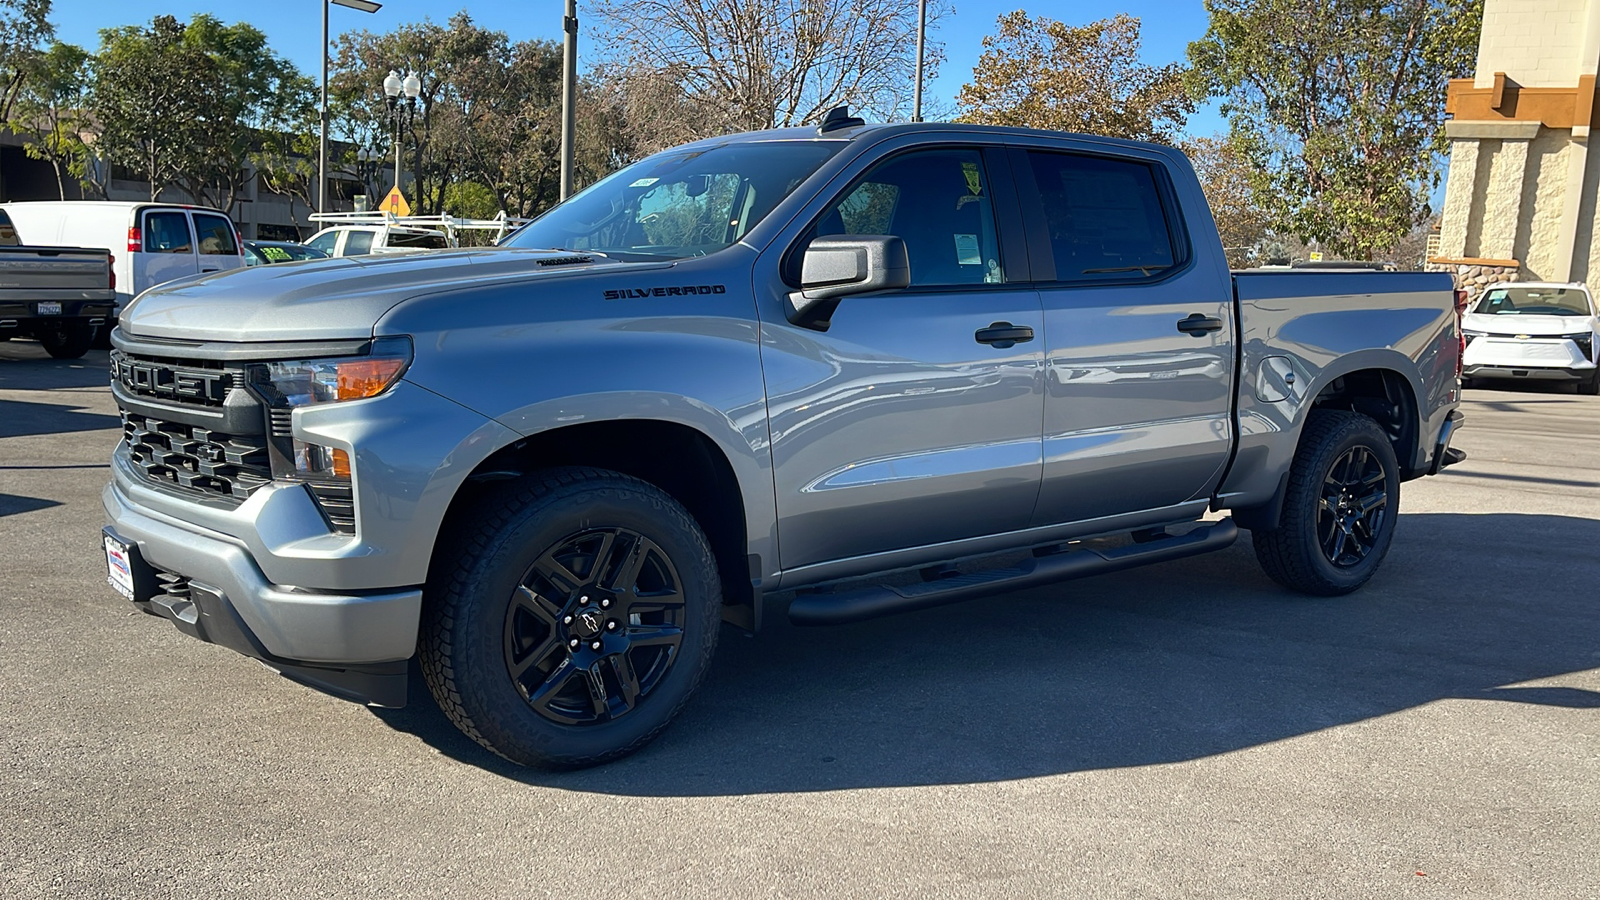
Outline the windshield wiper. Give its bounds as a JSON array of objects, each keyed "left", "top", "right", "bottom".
[{"left": 1081, "top": 265, "right": 1173, "bottom": 276}]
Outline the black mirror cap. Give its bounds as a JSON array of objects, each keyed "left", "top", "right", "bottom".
[{"left": 787, "top": 235, "right": 910, "bottom": 328}]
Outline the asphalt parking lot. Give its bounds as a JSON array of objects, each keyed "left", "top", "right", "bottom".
[{"left": 2, "top": 340, "right": 1597, "bottom": 899}]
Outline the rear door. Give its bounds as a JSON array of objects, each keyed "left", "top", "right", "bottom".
[
  {"left": 1017, "top": 143, "right": 1237, "bottom": 526},
  {"left": 191, "top": 212, "right": 243, "bottom": 274},
  {"left": 135, "top": 208, "right": 199, "bottom": 295}
]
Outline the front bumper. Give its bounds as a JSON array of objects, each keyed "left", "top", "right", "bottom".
[
  {"left": 1463, "top": 364, "right": 1591, "bottom": 381},
  {"left": 105, "top": 476, "right": 420, "bottom": 706}
]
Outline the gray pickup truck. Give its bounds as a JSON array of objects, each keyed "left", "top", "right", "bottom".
[
  {"left": 102, "top": 116, "right": 1465, "bottom": 767},
  {"left": 0, "top": 208, "right": 115, "bottom": 358}
]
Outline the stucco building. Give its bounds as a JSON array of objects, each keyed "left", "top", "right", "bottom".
[{"left": 1434, "top": 0, "right": 1600, "bottom": 295}]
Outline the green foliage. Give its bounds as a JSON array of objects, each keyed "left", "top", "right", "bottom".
[
  {"left": 11, "top": 41, "right": 91, "bottom": 199},
  {"left": 442, "top": 180, "right": 497, "bottom": 219},
  {"left": 957, "top": 12, "right": 1193, "bottom": 143},
  {"left": 0, "top": 0, "right": 52, "bottom": 121},
  {"left": 1189, "top": 0, "right": 1483, "bottom": 259},
  {"left": 91, "top": 13, "right": 310, "bottom": 207}
]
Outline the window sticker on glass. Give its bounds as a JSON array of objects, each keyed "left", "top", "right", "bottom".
[
  {"left": 629, "top": 177, "right": 660, "bottom": 188},
  {"left": 954, "top": 233, "right": 982, "bottom": 266}
]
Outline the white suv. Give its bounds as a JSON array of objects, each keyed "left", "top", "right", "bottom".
[{"left": 1462, "top": 282, "right": 1600, "bottom": 394}]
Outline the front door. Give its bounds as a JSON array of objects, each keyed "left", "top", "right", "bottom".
[
  {"left": 1015, "top": 145, "right": 1236, "bottom": 526},
  {"left": 759, "top": 146, "right": 1045, "bottom": 570}
]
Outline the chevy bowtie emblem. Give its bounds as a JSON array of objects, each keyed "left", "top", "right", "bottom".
[{"left": 1515, "top": 334, "right": 1530, "bottom": 340}]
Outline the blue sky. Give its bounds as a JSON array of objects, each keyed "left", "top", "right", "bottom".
[{"left": 49, "top": 0, "right": 1227, "bottom": 137}]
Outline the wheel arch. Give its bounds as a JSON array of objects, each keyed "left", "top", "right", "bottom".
[{"left": 433, "top": 416, "right": 761, "bottom": 631}]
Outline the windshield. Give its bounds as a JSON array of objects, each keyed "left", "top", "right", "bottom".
[
  {"left": 501, "top": 141, "right": 843, "bottom": 260},
  {"left": 1472, "top": 286, "right": 1594, "bottom": 316}
]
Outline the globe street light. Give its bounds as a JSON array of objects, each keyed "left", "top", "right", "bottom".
[
  {"left": 320, "top": 0, "right": 382, "bottom": 215},
  {"left": 383, "top": 69, "right": 423, "bottom": 209}
]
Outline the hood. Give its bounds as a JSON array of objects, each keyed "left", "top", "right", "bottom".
[
  {"left": 1463, "top": 312, "right": 1595, "bottom": 337},
  {"left": 120, "top": 248, "right": 633, "bottom": 343}
]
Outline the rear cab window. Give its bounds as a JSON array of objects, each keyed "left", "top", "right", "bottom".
[
  {"left": 143, "top": 211, "right": 194, "bottom": 254},
  {"left": 0, "top": 209, "right": 18, "bottom": 246},
  {"left": 1023, "top": 150, "right": 1185, "bottom": 283}
]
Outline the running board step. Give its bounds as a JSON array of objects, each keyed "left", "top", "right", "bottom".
[{"left": 788, "top": 519, "right": 1239, "bottom": 626}]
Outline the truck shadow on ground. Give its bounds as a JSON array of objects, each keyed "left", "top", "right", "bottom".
[
  {"left": 0, "top": 344, "right": 111, "bottom": 391},
  {"left": 373, "top": 511, "right": 1600, "bottom": 794}
]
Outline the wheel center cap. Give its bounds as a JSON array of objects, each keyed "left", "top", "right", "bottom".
[{"left": 572, "top": 608, "right": 604, "bottom": 639}]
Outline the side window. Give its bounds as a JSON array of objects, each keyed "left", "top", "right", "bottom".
[
  {"left": 389, "top": 230, "right": 449, "bottom": 249},
  {"left": 808, "top": 148, "right": 1004, "bottom": 287},
  {"left": 194, "top": 214, "right": 238, "bottom": 255},
  {"left": 1026, "top": 151, "right": 1179, "bottom": 281},
  {"left": 143, "top": 211, "right": 194, "bottom": 254},
  {"left": 343, "top": 231, "right": 375, "bottom": 255},
  {"left": 0, "top": 209, "right": 18, "bottom": 246},
  {"left": 305, "top": 231, "right": 338, "bottom": 254}
]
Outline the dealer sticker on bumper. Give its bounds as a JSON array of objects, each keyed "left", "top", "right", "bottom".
[{"left": 105, "top": 535, "right": 134, "bottom": 599}]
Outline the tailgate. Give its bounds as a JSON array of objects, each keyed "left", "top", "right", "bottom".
[{"left": 0, "top": 246, "right": 114, "bottom": 299}]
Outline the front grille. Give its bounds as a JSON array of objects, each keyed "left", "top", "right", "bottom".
[
  {"left": 121, "top": 411, "right": 272, "bottom": 502},
  {"left": 308, "top": 483, "right": 356, "bottom": 534},
  {"left": 110, "top": 350, "right": 239, "bottom": 408}
]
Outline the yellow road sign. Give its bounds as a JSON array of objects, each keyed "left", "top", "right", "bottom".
[{"left": 381, "top": 187, "right": 411, "bottom": 217}]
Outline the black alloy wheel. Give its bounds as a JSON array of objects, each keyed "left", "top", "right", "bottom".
[
  {"left": 1250, "top": 410, "right": 1400, "bottom": 596},
  {"left": 421, "top": 467, "right": 720, "bottom": 768},
  {"left": 1316, "top": 445, "right": 1388, "bottom": 568},
  {"left": 504, "top": 527, "right": 686, "bottom": 726}
]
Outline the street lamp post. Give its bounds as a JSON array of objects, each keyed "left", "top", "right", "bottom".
[
  {"left": 382, "top": 69, "right": 422, "bottom": 210},
  {"left": 319, "top": 0, "right": 382, "bottom": 215},
  {"left": 354, "top": 147, "right": 380, "bottom": 208},
  {"left": 912, "top": 0, "right": 926, "bottom": 123}
]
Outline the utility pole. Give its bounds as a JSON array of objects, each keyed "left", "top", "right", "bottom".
[
  {"left": 560, "top": 0, "right": 578, "bottom": 201},
  {"left": 912, "top": 0, "right": 926, "bottom": 123},
  {"left": 319, "top": 1, "right": 329, "bottom": 213}
]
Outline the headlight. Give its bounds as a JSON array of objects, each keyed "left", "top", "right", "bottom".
[
  {"left": 263, "top": 336, "right": 412, "bottom": 407},
  {"left": 1462, "top": 329, "right": 1486, "bottom": 346},
  {"left": 256, "top": 336, "right": 412, "bottom": 484},
  {"left": 1562, "top": 332, "right": 1594, "bottom": 359}
]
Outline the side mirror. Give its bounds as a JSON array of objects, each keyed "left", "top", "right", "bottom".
[{"left": 787, "top": 235, "right": 910, "bottom": 328}]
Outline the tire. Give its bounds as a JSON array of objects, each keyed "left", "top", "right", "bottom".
[
  {"left": 38, "top": 324, "right": 92, "bottom": 359},
  {"left": 1579, "top": 372, "right": 1599, "bottom": 396},
  {"left": 1458, "top": 376, "right": 1475, "bottom": 390},
  {"left": 420, "top": 467, "right": 721, "bottom": 768},
  {"left": 1250, "top": 410, "right": 1401, "bottom": 596}
]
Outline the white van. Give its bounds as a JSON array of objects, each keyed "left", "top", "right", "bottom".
[{"left": 0, "top": 201, "right": 246, "bottom": 328}]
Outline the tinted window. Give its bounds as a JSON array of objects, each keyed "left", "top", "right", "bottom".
[
  {"left": 194, "top": 214, "right": 238, "bottom": 255},
  {"left": 389, "top": 230, "right": 448, "bottom": 249},
  {"left": 305, "top": 231, "right": 338, "bottom": 254},
  {"left": 343, "top": 231, "right": 375, "bottom": 255},
  {"left": 143, "top": 212, "right": 193, "bottom": 254},
  {"left": 0, "top": 209, "right": 17, "bottom": 246},
  {"left": 502, "top": 140, "right": 841, "bottom": 261},
  {"left": 1027, "top": 151, "right": 1178, "bottom": 281},
  {"left": 809, "top": 148, "right": 1004, "bottom": 287}
]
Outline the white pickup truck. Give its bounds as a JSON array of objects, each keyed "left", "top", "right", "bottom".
[
  {"left": 303, "top": 212, "right": 529, "bottom": 258},
  {"left": 0, "top": 208, "right": 116, "bottom": 358}
]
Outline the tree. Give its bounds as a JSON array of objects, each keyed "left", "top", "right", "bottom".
[
  {"left": 92, "top": 14, "right": 309, "bottom": 208},
  {"left": 1189, "top": 0, "right": 1483, "bottom": 259},
  {"left": 1184, "top": 135, "right": 1270, "bottom": 268},
  {"left": 957, "top": 12, "right": 1193, "bottom": 143},
  {"left": 0, "top": 0, "right": 51, "bottom": 122},
  {"left": 9, "top": 41, "right": 91, "bottom": 199},
  {"left": 589, "top": 0, "right": 947, "bottom": 145}
]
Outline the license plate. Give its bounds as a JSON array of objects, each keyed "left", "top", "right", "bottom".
[
  {"left": 105, "top": 535, "right": 135, "bottom": 599},
  {"left": 36, "top": 301, "right": 62, "bottom": 315}
]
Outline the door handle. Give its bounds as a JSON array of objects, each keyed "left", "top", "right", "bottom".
[
  {"left": 1176, "top": 313, "right": 1224, "bottom": 336},
  {"left": 975, "top": 322, "right": 1034, "bottom": 348},
  {"left": 200, "top": 267, "right": 219, "bottom": 273}
]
